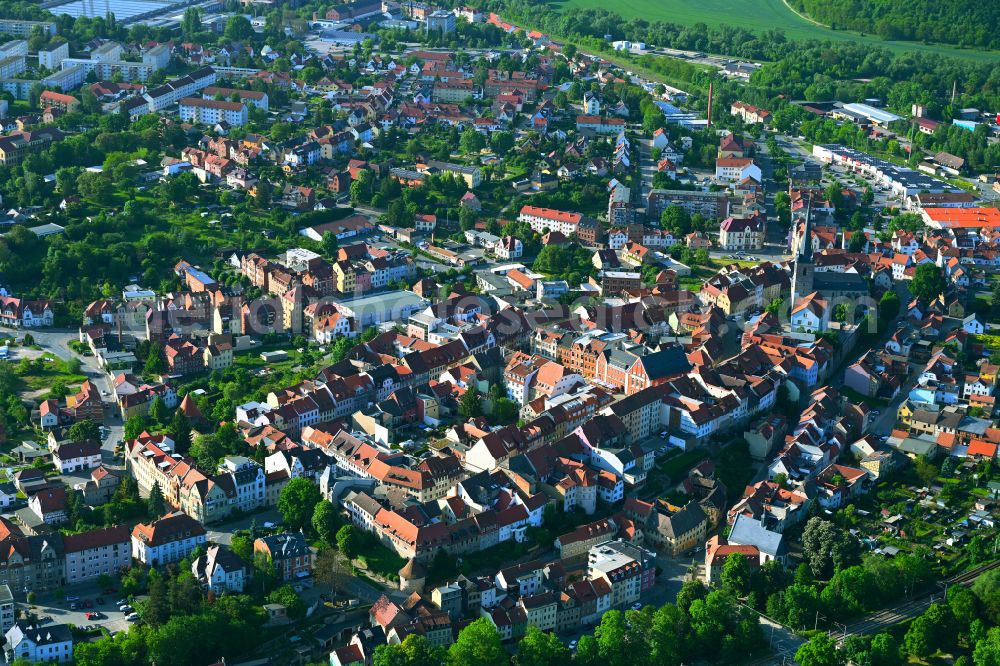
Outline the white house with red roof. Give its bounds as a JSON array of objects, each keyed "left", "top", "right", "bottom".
[
  {"left": 518, "top": 205, "right": 582, "bottom": 235},
  {"left": 715, "top": 157, "right": 761, "bottom": 182},
  {"left": 494, "top": 235, "right": 523, "bottom": 260},
  {"left": 718, "top": 215, "right": 764, "bottom": 251}
]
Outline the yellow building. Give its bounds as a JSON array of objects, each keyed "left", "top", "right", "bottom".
[{"left": 333, "top": 261, "right": 356, "bottom": 294}]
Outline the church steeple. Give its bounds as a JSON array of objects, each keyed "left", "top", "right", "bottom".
[{"left": 791, "top": 197, "right": 814, "bottom": 307}]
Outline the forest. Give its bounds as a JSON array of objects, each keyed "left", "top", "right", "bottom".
[{"left": 788, "top": 0, "right": 1000, "bottom": 50}]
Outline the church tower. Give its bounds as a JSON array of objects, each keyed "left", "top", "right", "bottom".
[{"left": 791, "top": 198, "right": 814, "bottom": 307}]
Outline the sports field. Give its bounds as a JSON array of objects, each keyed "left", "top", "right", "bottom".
[{"left": 549, "top": 0, "right": 999, "bottom": 62}]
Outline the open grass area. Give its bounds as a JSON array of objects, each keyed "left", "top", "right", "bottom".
[
  {"left": 656, "top": 448, "right": 710, "bottom": 482},
  {"left": 355, "top": 544, "right": 406, "bottom": 582},
  {"left": 546, "top": 0, "right": 1000, "bottom": 62},
  {"left": 15, "top": 354, "right": 87, "bottom": 393}
]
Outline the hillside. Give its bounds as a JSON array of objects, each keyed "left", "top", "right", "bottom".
[
  {"left": 789, "top": 0, "right": 1000, "bottom": 49},
  {"left": 492, "top": 0, "right": 997, "bottom": 63},
  {"left": 508, "top": 0, "right": 1000, "bottom": 62}
]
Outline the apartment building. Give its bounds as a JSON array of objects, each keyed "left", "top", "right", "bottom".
[
  {"left": 131, "top": 512, "right": 207, "bottom": 566},
  {"left": 63, "top": 525, "right": 131, "bottom": 584},
  {"left": 179, "top": 97, "right": 248, "bottom": 126}
]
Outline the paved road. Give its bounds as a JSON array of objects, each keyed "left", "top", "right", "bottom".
[
  {"left": 637, "top": 137, "right": 657, "bottom": 205},
  {"left": 25, "top": 328, "right": 124, "bottom": 463},
  {"left": 204, "top": 509, "right": 283, "bottom": 545}
]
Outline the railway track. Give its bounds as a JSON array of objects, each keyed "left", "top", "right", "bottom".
[
  {"left": 743, "top": 561, "right": 1000, "bottom": 665},
  {"left": 838, "top": 560, "right": 1000, "bottom": 642}
]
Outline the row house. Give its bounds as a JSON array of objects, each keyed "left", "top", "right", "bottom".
[
  {"left": 0, "top": 296, "right": 54, "bottom": 328},
  {"left": 125, "top": 433, "right": 233, "bottom": 524}
]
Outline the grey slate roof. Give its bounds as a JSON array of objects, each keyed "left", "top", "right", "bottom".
[
  {"left": 728, "top": 514, "right": 787, "bottom": 558},
  {"left": 639, "top": 345, "right": 692, "bottom": 380},
  {"left": 656, "top": 501, "right": 706, "bottom": 539}
]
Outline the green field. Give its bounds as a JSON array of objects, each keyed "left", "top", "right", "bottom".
[{"left": 548, "top": 0, "right": 1000, "bottom": 62}]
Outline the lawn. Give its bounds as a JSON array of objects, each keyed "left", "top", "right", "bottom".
[
  {"left": 355, "top": 542, "right": 406, "bottom": 582},
  {"left": 839, "top": 386, "right": 889, "bottom": 408},
  {"left": 656, "top": 448, "right": 711, "bottom": 482},
  {"left": 15, "top": 354, "right": 88, "bottom": 392},
  {"left": 544, "top": 0, "right": 999, "bottom": 62}
]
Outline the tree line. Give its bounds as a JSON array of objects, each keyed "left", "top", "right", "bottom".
[
  {"left": 788, "top": 0, "right": 1000, "bottom": 50},
  {"left": 375, "top": 585, "right": 764, "bottom": 666}
]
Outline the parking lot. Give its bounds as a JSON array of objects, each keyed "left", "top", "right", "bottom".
[{"left": 24, "top": 584, "right": 141, "bottom": 636}]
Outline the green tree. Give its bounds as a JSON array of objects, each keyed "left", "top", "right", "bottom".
[
  {"left": 886, "top": 212, "right": 924, "bottom": 236},
  {"left": 336, "top": 524, "right": 359, "bottom": 559},
  {"left": 321, "top": 231, "right": 339, "bottom": 258},
  {"left": 277, "top": 477, "right": 322, "bottom": 532},
  {"left": 592, "top": 609, "right": 629, "bottom": 666},
  {"left": 55, "top": 168, "right": 78, "bottom": 196},
  {"left": 447, "top": 618, "right": 506, "bottom": 666},
  {"left": 974, "top": 627, "right": 1000, "bottom": 666},
  {"left": 77, "top": 171, "right": 114, "bottom": 205},
  {"left": 68, "top": 419, "right": 101, "bottom": 442},
  {"left": 869, "top": 633, "right": 902, "bottom": 666},
  {"left": 169, "top": 411, "right": 192, "bottom": 456},
  {"left": 879, "top": 290, "right": 901, "bottom": 320},
  {"left": 660, "top": 205, "right": 692, "bottom": 235},
  {"left": 848, "top": 231, "right": 867, "bottom": 252},
  {"left": 147, "top": 481, "right": 166, "bottom": 518},
  {"left": 491, "top": 131, "right": 515, "bottom": 155},
  {"left": 230, "top": 533, "right": 254, "bottom": 563},
  {"left": 224, "top": 15, "right": 254, "bottom": 40},
  {"left": 801, "top": 517, "right": 860, "bottom": 579},
  {"left": 123, "top": 415, "right": 147, "bottom": 441},
  {"left": 267, "top": 585, "right": 306, "bottom": 619},
  {"left": 311, "top": 500, "right": 340, "bottom": 545},
  {"left": 460, "top": 127, "right": 486, "bottom": 154},
  {"left": 181, "top": 6, "right": 201, "bottom": 35},
  {"left": 516, "top": 625, "right": 572, "bottom": 666},
  {"left": 490, "top": 397, "right": 518, "bottom": 425},
  {"left": 458, "top": 387, "right": 482, "bottom": 418},
  {"left": 574, "top": 635, "right": 599, "bottom": 666},
  {"left": 149, "top": 396, "right": 168, "bottom": 424},
  {"left": 904, "top": 603, "right": 954, "bottom": 659},
  {"left": 677, "top": 579, "right": 707, "bottom": 613},
  {"left": 914, "top": 456, "right": 939, "bottom": 487},
  {"left": 144, "top": 342, "right": 166, "bottom": 376},
  {"left": 720, "top": 552, "right": 753, "bottom": 596},
  {"left": 142, "top": 568, "right": 170, "bottom": 626},
  {"left": 909, "top": 262, "right": 947, "bottom": 304},
  {"left": 973, "top": 569, "right": 1000, "bottom": 624},
  {"left": 374, "top": 634, "right": 446, "bottom": 666},
  {"left": 796, "top": 634, "right": 843, "bottom": 666}
]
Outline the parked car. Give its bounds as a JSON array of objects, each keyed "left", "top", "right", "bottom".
[{"left": 126, "top": 613, "right": 139, "bottom": 622}]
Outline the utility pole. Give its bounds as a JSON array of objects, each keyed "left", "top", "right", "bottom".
[{"left": 951, "top": 80, "right": 957, "bottom": 105}]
